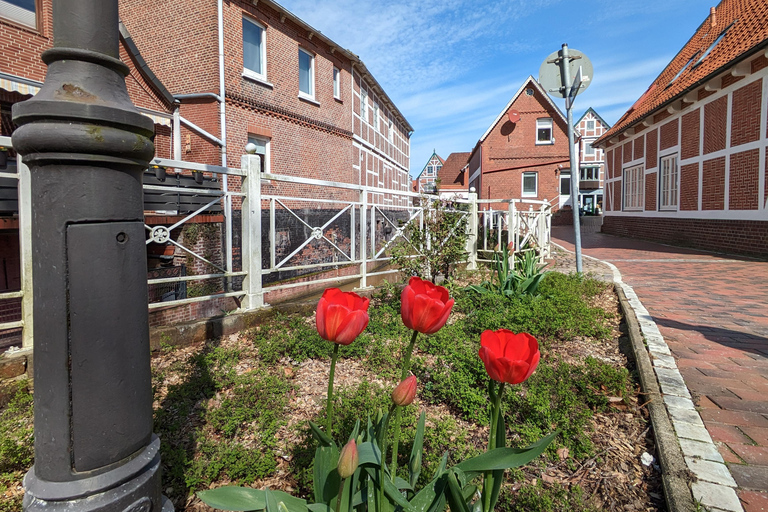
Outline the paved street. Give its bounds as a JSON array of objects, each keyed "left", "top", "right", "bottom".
[{"left": 552, "top": 222, "right": 768, "bottom": 511}]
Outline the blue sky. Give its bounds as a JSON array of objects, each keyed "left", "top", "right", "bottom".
[{"left": 277, "top": 0, "right": 713, "bottom": 177}]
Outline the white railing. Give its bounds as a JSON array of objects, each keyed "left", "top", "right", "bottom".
[
  {"left": 474, "top": 198, "right": 552, "bottom": 264},
  {"left": 0, "top": 135, "right": 32, "bottom": 350}
]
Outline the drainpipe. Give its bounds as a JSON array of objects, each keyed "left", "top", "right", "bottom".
[
  {"left": 173, "top": 101, "right": 181, "bottom": 161},
  {"left": 218, "top": 0, "right": 233, "bottom": 288}
]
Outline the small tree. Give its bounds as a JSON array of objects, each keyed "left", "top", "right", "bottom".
[{"left": 389, "top": 197, "right": 468, "bottom": 282}]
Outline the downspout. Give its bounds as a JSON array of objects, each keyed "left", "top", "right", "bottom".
[
  {"left": 173, "top": 101, "right": 181, "bottom": 160},
  {"left": 218, "top": 0, "right": 233, "bottom": 286}
]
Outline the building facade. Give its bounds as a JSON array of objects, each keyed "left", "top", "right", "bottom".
[
  {"left": 575, "top": 108, "right": 610, "bottom": 213},
  {"left": 595, "top": 0, "right": 768, "bottom": 257},
  {"left": 467, "top": 76, "right": 572, "bottom": 210},
  {"left": 437, "top": 152, "right": 470, "bottom": 200},
  {"left": 414, "top": 151, "right": 444, "bottom": 194}
]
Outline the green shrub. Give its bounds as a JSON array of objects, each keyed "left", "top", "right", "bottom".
[
  {"left": 497, "top": 480, "right": 598, "bottom": 512},
  {"left": 0, "top": 380, "right": 33, "bottom": 474}
]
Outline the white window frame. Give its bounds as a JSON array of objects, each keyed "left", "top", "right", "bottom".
[
  {"left": 659, "top": 154, "right": 679, "bottom": 211},
  {"left": 373, "top": 101, "right": 379, "bottom": 130},
  {"left": 247, "top": 135, "right": 270, "bottom": 175},
  {"left": 580, "top": 167, "right": 599, "bottom": 181},
  {"left": 522, "top": 172, "right": 538, "bottom": 197},
  {"left": 623, "top": 164, "right": 644, "bottom": 211},
  {"left": 388, "top": 119, "right": 394, "bottom": 142},
  {"left": 536, "top": 118, "right": 553, "bottom": 145},
  {"left": 560, "top": 173, "right": 571, "bottom": 196},
  {"left": 0, "top": 0, "right": 36, "bottom": 29},
  {"left": 586, "top": 120, "right": 595, "bottom": 130},
  {"left": 584, "top": 142, "right": 595, "bottom": 156},
  {"left": 298, "top": 48, "right": 315, "bottom": 101},
  {"left": 242, "top": 16, "right": 267, "bottom": 82},
  {"left": 333, "top": 67, "right": 341, "bottom": 100}
]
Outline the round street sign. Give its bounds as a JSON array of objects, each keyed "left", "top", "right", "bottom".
[{"left": 539, "top": 48, "right": 593, "bottom": 99}]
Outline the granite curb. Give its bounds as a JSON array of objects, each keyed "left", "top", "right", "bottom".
[{"left": 552, "top": 242, "right": 744, "bottom": 512}]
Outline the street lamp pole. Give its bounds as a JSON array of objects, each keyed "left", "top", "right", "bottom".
[{"left": 12, "top": 0, "right": 171, "bottom": 510}]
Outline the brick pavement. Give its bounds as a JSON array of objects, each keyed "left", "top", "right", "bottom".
[{"left": 552, "top": 223, "right": 768, "bottom": 511}]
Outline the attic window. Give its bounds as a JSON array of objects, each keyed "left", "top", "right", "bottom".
[
  {"left": 525, "top": 88, "right": 534, "bottom": 96},
  {"left": 693, "top": 22, "right": 735, "bottom": 68},
  {"left": 667, "top": 52, "right": 699, "bottom": 87}
]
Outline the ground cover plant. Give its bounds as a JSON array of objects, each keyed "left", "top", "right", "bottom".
[{"left": 0, "top": 267, "right": 664, "bottom": 511}]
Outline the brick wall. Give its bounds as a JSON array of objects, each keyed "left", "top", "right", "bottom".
[
  {"left": 731, "top": 79, "right": 762, "bottom": 147},
  {"left": 702, "top": 156, "right": 725, "bottom": 210},
  {"left": 0, "top": 2, "right": 53, "bottom": 83},
  {"left": 633, "top": 136, "right": 644, "bottom": 160},
  {"left": 644, "top": 172, "right": 657, "bottom": 211},
  {"left": 602, "top": 216, "right": 768, "bottom": 258},
  {"left": 681, "top": 109, "right": 700, "bottom": 160},
  {"left": 729, "top": 149, "right": 759, "bottom": 210},
  {"left": 645, "top": 128, "right": 658, "bottom": 169},
  {"left": 680, "top": 163, "right": 699, "bottom": 210},
  {"left": 659, "top": 119, "right": 678, "bottom": 151},
  {"left": 703, "top": 96, "right": 727, "bottom": 154}
]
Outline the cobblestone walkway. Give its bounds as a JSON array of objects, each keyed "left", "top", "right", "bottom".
[{"left": 551, "top": 223, "right": 768, "bottom": 512}]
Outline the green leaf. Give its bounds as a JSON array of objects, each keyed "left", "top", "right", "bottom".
[
  {"left": 461, "top": 484, "right": 478, "bottom": 504},
  {"left": 307, "top": 505, "right": 333, "bottom": 512},
  {"left": 309, "top": 421, "right": 336, "bottom": 448},
  {"left": 408, "top": 472, "right": 447, "bottom": 512},
  {"left": 394, "top": 476, "right": 413, "bottom": 491},
  {"left": 444, "top": 470, "right": 471, "bottom": 512},
  {"left": 455, "top": 431, "right": 558, "bottom": 475},
  {"left": 409, "top": 411, "right": 426, "bottom": 488},
  {"left": 348, "top": 420, "right": 361, "bottom": 444},
  {"left": 265, "top": 490, "right": 280, "bottom": 512},
  {"left": 489, "top": 410, "right": 505, "bottom": 510},
  {"left": 363, "top": 467, "right": 416, "bottom": 512},
  {"left": 314, "top": 445, "right": 341, "bottom": 505},
  {"left": 197, "top": 487, "right": 266, "bottom": 511},
  {"left": 357, "top": 441, "right": 382, "bottom": 467},
  {"left": 263, "top": 490, "right": 308, "bottom": 512},
  {"left": 433, "top": 452, "right": 449, "bottom": 480}
]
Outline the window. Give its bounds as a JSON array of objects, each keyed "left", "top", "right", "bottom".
[
  {"left": 333, "top": 67, "right": 341, "bottom": 99},
  {"left": 388, "top": 120, "right": 393, "bottom": 142},
  {"left": 586, "top": 120, "right": 595, "bottom": 130},
  {"left": 361, "top": 88, "right": 368, "bottom": 120},
  {"left": 298, "top": 48, "right": 315, "bottom": 99},
  {"left": 580, "top": 167, "right": 599, "bottom": 181},
  {"left": 536, "top": 118, "right": 553, "bottom": 144},
  {"left": 623, "top": 165, "right": 644, "bottom": 211},
  {"left": 694, "top": 23, "right": 734, "bottom": 68},
  {"left": 247, "top": 136, "right": 269, "bottom": 174},
  {"left": 522, "top": 172, "right": 538, "bottom": 197},
  {"left": 0, "top": 0, "right": 36, "bottom": 29},
  {"left": 668, "top": 52, "right": 698, "bottom": 86},
  {"left": 242, "top": 17, "right": 266, "bottom": 80},
  {"left": 373, "top": 102, "right": 379, "bottom": 130},
  {"left": 585, "top": 142, "right": 595, "bottom": 156},
  {"left": 560, "top": 173, "right": 571, "bottom": 195},
  {"left": 659, "top": 154, "right": 679, "bottom": 210}
]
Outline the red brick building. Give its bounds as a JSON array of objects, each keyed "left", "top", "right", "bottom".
[
  {"left": 467, "top": 76, "right": 572, "bottom": 210},
  {"left": 574, "top": 107, "right": 610, "bottom": 213},
  {"left": 437, "top": 152, "right": 470, "bottom": 200},
  {"left": 1, "top": 0, "right": 412, "bottom": 332},
  {"left": 595, "top": 0, "right": 768, "bottom": 257}
]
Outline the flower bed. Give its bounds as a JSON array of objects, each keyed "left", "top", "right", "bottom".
[{"left": 0, "top": 271, "right": 664, "bottom": 511}]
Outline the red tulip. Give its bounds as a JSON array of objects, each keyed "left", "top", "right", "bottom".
[
  {"left": 401, "top": 276, "right": 454, "bottom": 334},
  {"left": 478, "top": 329, "right": 540, "bottom": 385},
  {"left": 391, "top": 375, "right": 417, "bottom": 406},
  {"left": 337, "top": 439, "right": 359, "bottom": 479},
  {"left": 316, "top": 288, "right": 370, "bottom": 345}
]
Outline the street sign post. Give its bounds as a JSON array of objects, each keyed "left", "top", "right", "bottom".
[{"left": 539, "top": 44, "right": 593, "bottom": 273}]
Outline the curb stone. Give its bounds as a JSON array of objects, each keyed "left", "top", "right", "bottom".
[{"left": 552, "top": 243, "right": 744, "bottom": 512}]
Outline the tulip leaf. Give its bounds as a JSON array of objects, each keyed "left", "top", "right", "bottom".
[
  {"left": 307, "top": 505, "right": 333, "bottom": 512},
  {"left": 433, "top": 452, "right": 449, "bottom": 480},
  {"left": 314, "top": 445, "right": 341, "bottom": 505},
  {"left": 309, "top": 420, "right": 336, "bottom": 448},
  {"left": 444, "top": 470, "right": 471, "bottom": 512},
  {"left": 363, "top": 467, "right": 416, "bottom": 512},
  {"left": 488, "top": 411, "right": 506, "bottom": 510},
  {"left": 461, "top": 484, "right": 478, "bottom": 504},
  {"left": 409, "top": 411, "right": 426, "bottom": 488},
  {"left": 409, "top": 472, "right": 448, "bottom": 512},
  {"left": 357, "top": 441, "right": 382, "bottom": 467},
  {"left": 455, "top": 431, "right": 558, "bottom": 475},
  {"left": 197, "top": 486, "right": 267, "bottom": 511},
  {"left": 263, "top": 490, "right": 308, "bottom": 512},
  {"left": 265, "top": 489, "right": 280, "bottom": 512},
  {"left": 348, "top": 420, "right": 361, "bottom": 444},
  {"left": 394, "top": 476, "right": 413, "bottom": 491}
]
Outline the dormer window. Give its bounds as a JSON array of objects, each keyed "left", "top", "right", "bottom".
[
  {"left": 0, "top": 0, "right": 36, "bottom": 29},
  {"left": 693, "top": 22, "right": 735, "bottom": 68}
]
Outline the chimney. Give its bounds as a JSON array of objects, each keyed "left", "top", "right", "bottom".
[{"left": 710, "top": 6, "right": 717, "bottom": 28}]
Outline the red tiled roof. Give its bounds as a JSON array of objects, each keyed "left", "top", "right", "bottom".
[
  {"left": 437, "top": 152, "right": 470, "bottom": 189},
  {"left": 596, "top": 0, "right": 768, "bottom": 145}
]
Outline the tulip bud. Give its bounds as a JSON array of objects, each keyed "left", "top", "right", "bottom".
[
  {"left": 337, "top": 439, "right": 359, "bottom": 479},
  {"left": 391, "top": 375, "right": 417, "bottom": 406}
]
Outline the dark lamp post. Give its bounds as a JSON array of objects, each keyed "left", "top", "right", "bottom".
[{"left": 12, "top": 0, "right": 172, "bottom": 510}]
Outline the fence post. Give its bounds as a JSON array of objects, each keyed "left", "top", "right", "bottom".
[
  {"left": 241, "top": 152, "right": 265, "bottom": 310},
  {"left": 508, "top": 200, "right": 517, "bottom": 254},
  {"left": 541, "top": 202, "right": 551, "bottom": 260},
  {"left": 18, "top": 155, "right": 33, "bottom": 349},
  {"left": 359, "top": 189, "right": 369, "bottom": 289},
  {"left": 466, "top": 189, "right": 478, "bottom": 270}
]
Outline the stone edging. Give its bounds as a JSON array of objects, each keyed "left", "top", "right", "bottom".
[{"left": 553, "top": 242, "right": 744, "bottom": 512}]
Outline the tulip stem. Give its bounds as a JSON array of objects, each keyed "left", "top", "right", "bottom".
[
  {"left": 327, "top": 343, "right": 340, "bottom": 435},
  {"left": 400, "top": 329, "right": 419, "bottom": 380},
  {"left": 390, "top": 406, "right": 403, "bottom": 482},
  {"left": 336, "top": 477, "right": 345, "bottom": 512},
  {"left": 482, "top": 382, "right": 505, "bottom": 512}
]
